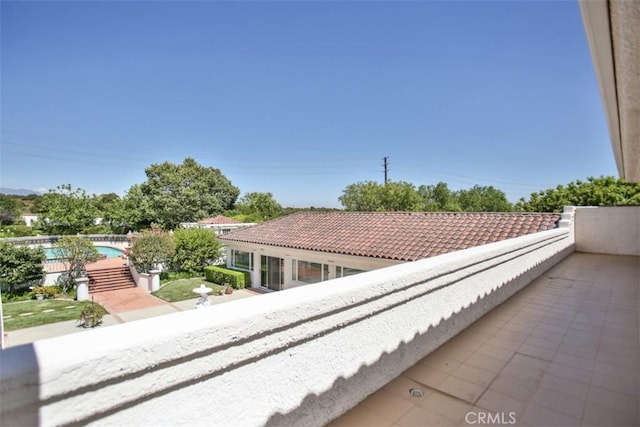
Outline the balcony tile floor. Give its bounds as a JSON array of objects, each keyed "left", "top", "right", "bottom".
[{"left": 328, "top": 253, "right": 639, "bottom": 427}]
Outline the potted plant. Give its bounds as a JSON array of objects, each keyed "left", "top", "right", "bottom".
[
  {"left": 30, "top": 286, "right": 47, "bottom": 301},
  {"left": 79, "top": 298, "right": 107, "bottom": 328},
  {"left": 224, "top": 283, "right": 233, "bottom": 295}
]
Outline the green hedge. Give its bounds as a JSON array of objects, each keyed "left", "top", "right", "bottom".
[{"left": 204, "top": 266, "right": 250, "bottom": 289}]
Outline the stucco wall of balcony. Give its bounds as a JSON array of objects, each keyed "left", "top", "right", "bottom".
[{"left": 0, "top": 207, "right": 638, "bottom": 426}]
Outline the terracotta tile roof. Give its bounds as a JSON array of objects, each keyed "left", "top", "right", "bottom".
[
  {"left": 218, "top": 211, "right": 561, "bottom": 262},
  {"left": 198, "top": 215, "right": 241, "bottom": 225}
]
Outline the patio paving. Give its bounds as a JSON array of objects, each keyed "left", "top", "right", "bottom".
[{"left": 328, "top": 252, "right": 640, "bottom": 426}]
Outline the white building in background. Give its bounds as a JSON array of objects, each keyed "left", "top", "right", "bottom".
[
  {"left": 180, "top": 215, "right": 255, "bottom": 236},
  {"left": 20, "top": 214, "right": 40, "bottom": 227}
]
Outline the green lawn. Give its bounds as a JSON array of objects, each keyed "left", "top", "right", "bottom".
[
  {"left": 152, "top": 277, "right": 226, "bottom": 302},
  {"left": 2, "top": 299, "right": 91, "bottom": 331}
]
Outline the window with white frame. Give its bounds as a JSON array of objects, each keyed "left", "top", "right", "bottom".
[
  {"left": 336, "top": 266, "right": 365, "bottom": 278},
  {"left": 292, "top": 260, "right": 329, "bottom": 284},
  {"left": 231, "top": 250, "right": 253, "bottom": 270}
]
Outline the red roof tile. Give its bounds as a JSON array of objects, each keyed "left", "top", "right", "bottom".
[
  {"left": 198, "top": 215, "right": 241, "bottom": 225},
  {"left": 218, "top": 211, "right": 561, "bottom": 262}
]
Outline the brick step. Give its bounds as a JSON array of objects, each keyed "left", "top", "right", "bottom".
[
  {"left": 88, "top": 266, "right": 136, "bottom": 294},
  {"left": 90, "top": 283, "right": 136, "bottom": 293}
]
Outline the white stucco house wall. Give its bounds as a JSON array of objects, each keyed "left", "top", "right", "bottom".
[{"left": 180, "top": 215, "right": 255, "bottom": 236}]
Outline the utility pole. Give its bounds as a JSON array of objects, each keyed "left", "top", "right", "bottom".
[{"left": 383, "top": 156, "right": 389, "bottom": 185}]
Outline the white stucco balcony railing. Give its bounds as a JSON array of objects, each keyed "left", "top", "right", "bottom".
[{"left": 0, "top": 208, "right": 580, "bottom": 426}]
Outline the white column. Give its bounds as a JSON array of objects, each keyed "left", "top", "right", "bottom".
[{"left": 76, "top": 277, "right": 90, "bottom": 301}]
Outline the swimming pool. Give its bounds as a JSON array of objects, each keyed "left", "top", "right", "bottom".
[{"left": 44, "top": 246, "right": 124, "bottom": 260}]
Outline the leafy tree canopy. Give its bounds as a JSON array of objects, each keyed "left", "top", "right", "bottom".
[
  {"left": 55, "top": 236, "right": 100, "bottom": 292},
  {"left": 38, "top": 184, "right": 100, "bottom": 234},
  {"left": 132, "top": 158, "right": 240, "bottom": 230},
  {"left": 0, "top": 195, "right": 21, "bottom": 225},
  {"left": 130, "top": 229, "right": 176, "bottom": 273},
  {"left": 171, "top": 228, "right": 221, "bottom": 274},
  {"left": 234, "top": 192, "right": 283, "bottom": 222},
  {"left": 515, "top": 176, "right": 640, "bottom": 213},
  {"left": 0, "top": 242, "right": 45, "bottom": 294},
  {"left": 340, "top": 181, "right": 512, "bottom": 212}
]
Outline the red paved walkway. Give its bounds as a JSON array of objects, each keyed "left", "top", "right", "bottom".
[
  {"left": 90, "top": 287, "right": 169, "bottom": 314},
  {"left": 85, "top": 258, "right": 170, "bottom": 314}
]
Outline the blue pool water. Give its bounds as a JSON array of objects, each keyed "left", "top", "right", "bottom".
[{"left": 44, "top": 246, "right": 124, "bottom": 260}]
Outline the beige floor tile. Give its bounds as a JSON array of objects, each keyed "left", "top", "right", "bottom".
[
  {"left": 436, "top": 375, "right": 487, "bottom": 404},
  {"left": 567, "top": 320, "right": 603, "bottom": 335},
  {"left": 464, "top": 323, "right": 500, "bottom": 339},
  {"left": 597, "top": 342, "right": 639, "bottom": 359},
  {"left": 598, "top": 334, "right": 639, "bottom": 352},
  {"left": 517, "top": 343, "right": 556, "bottom": 361},
  {"left": 582, "top": 400, "right": 638, "bottom": 427},
  {"left": 528, "top": 328, "right": 565, "bottom": 343},
  {"left": 404, "top": 363, "right": 448, "bottom": 389},
  {"left": 556, "top": 341, "right": 599, "bottom": 360},
  {"left": 477, "top": 343, "right": 515, "bottom": 362},
  {"left": 360, "top": 388, "right": 415, "bottom": 423},
  {"left": 464, "top": 353, "right": 508, "bottom": 374},
  {"left": 382, "top": 375, "right": 431, "bottom": 403},
  {"left": 592, "top": 360, "right": 639, "bottom": 382},
  {"left": 489, "top": 374, "right": 540, "bottom": 402},
  {"left": 475, "top": 388, "right": 527, "bottom": 417},
  {"left": 327, "top": 404, "right": 395, "bottom": 427},
  {"left": 600, "top": 325, "right": 638, "bottom": 341},
  {"left": 546, "top": 361, "right": 592, "bottom": 384},
  {"left": 540, "top": 373, "right": 590, "bottom": 400},
  {"left": 531, "top": 322, "right": 567, "bottom": 337},
  {"left": 332, "top": 254, "right": 639, "bottom": 426},
  {"left": 423, "top": 351, "right": 463, "bottom": 374},
  {"left": 494, "top": 328, "right": 528, "bottom": 344},
  {"left": 522, "top": 403, "right": 581, "bottom": 426},
  {"left": 522, "top": 335, "right": 562, "bottom": 351},
  {"left": 529, "top": 387, "right": 585, "bottom": 419},
  {"left": 553, "top": 352, "right": 596, "bottom": 371},
  {"left": 501, "top": 322, "right": 535, "bottom": 334},
  {"left": 589, "top": 370, "right": 639, "bottom": 397},
  {"left": 451, "top": 363, "right": 497, "bottom": 388},
  {"left": 396, "top": 405, "right": 457, "bottom": 427},
  {"left": 486, "top": 336, "right": 522, "bottom": 351},
  {"left": 586, "top": 384, "right": 638, "bottom": 414},
  {"left": 501, "top": 354, "right": 549, "bottom": 381},
  {"left": 419, "top": 390, "right": 474, "bottom": 422},
  {"left": 595, "top": 349, "right": 638, "bottom": 370}
]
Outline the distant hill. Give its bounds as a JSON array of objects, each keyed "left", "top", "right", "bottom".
[{"left": 0, "top": 188, "right": 43, "bottom": 196}]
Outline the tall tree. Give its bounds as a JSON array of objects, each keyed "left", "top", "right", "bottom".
[
  {"left": 134, "top": 158, "right": 240, "bottom": 230},
  {"left": 339, "top": 181, "right": 385, "bottom": 211},
  {"left": 130, "top": 229, "right": 176, "bottom": 273},
  {"left": 515, "top": 176, "right": 640, "bottom": 212},
  {"left": 457, "top": 185, "right": 512, "bottom": 212},
  {"left": 380, "top": 181, "right": 425, "bottom": 211},
  {"left": 0, "top": 195, "right": 21, "bottom": 225},
  {"left": 235, "top": 192, "right": 283, "bottom": 221},
  {"left": 55, "top": 236, "right": 100, "bottom": 292},
  {"left": 171, "top": 228, "right": 221, "bottom": 273},
  {"left": 418, "top": 182, "right": 461, "bottom": 211},
  {"left": 0, "top": 242, "right": 46, "bottom": 294},
  {"left": 38, "top": 185, "right": 99, "bottom": 234}
]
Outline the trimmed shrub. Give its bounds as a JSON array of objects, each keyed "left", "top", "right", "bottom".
[
  {"left": 159, "top": 270, "right": 202, "bottom": 283},
  {"left": 204, "top": 266, "right": 250, "bottom": 289}
]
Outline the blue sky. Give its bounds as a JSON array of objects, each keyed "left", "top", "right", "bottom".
[{"left": 1, "top": 1, "right": 617, "bottom": 208}]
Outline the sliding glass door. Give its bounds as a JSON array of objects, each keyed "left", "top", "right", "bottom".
[{"left": 260, "top": 256, "right": 283, "bottom": 291}]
